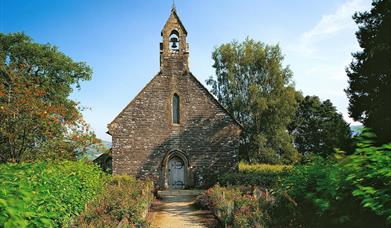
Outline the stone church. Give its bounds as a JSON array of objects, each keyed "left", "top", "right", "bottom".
[{"left": 107, "top": 7, "right": 242, "bottom": 189}]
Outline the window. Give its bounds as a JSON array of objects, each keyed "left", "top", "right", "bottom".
[{"left": 173, "top": 94, "right": 180, "bottom": 124}]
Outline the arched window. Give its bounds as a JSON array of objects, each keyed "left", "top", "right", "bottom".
[
  {"left": 169, "top": 30, "right": 180, "bottom": 51},
  {"left": 173, "top": 94, "right": 180, "bottom": 124}
]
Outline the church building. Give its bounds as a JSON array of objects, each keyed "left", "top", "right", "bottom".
[{"left": 107, "top": 7, "right": 242, "bottom": 189}]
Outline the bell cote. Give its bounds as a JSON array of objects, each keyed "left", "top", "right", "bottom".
[{"left": 160, "top": 7, "right": 189, "bottom": 72}]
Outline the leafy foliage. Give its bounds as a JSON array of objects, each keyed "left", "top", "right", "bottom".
[
  {"left": 0, "top": 161, "right": 108, "bottom": 227},
  {"left": 207, "top": 38, "right": 300, "bottom": 164},
  {"left": 219, "top": 162, "right": 291, "bottom": 188},
  {"left": 346, "top": 0, "right": 391, "bottom": 144},
  {"left": 0, "top": 33, "right": 100, "bottom": 162},
  {"left": 75, "top": 176, "right": 154, "bottom": 227},
  {"left": 272, "top": 132, "right": 390, "bottom": 227},
  {"left": 213, "top": 130, "right": 390, "bottom": 227},
  {"left": 344, "top": 130, "right": 391, "bottom": 222},
  {"left": 271, "top": 158, "right": 353, "bottom": 227},
  {"left": 289, "top": 95, "right": 353, "bottom": 157}
]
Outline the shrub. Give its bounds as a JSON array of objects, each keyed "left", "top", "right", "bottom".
[
  {"left": 239, "top": 162, "right": 291, "bottom": 173},
  {"left": 219, "top": 162, "right": 291, "bottom": 188},
  {"left": 270, "top": 158, "right": 352, "bottom": 227},
  {"left": 205, "top": 185, "right": 271, "bottom": 227},
  {"left": 343, "top": 131, "right": 391, "bottom": 224},
  {"left": 75, "top": 176, "right": 154, "bottom": 227},
  {"left": 0, "top": 161, "right": 107, "bottom": 227},
  {"left": 207, "top": 186, "right": 239, "bottom": 225},
  {"left": 210, "top": 131, "right": 390, "bottom": 227},
  {"left": 272, "top": 132, "right": 391, "bottom": 228}
]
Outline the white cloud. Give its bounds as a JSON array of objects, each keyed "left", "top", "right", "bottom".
[
  {"left": 285, "top": 0, "right": 373, "bottom": 125},
  {"left": 297, "top": 0, "right": 371, "bottom": 56},
  {"left": 302, "top": 0, "right": 368, "bottom": 42}
]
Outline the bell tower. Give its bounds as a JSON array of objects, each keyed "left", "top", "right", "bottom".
[{"left": 160, "top": 6, "right": 189, "bottom": 72}]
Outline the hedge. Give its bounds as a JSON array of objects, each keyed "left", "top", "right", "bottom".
[
  {"left": 219, "top": 163, "right": 291, "bottom": 188},
  {"left": 0, "top": 161, "right": 108, "bottom": 227}
]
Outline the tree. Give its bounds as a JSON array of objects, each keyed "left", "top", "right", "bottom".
[
  {"left": 346, "top": 0, "right": 391, "bottom": 144},
  {"left": 289, "top": 95, "right": 352, "bottom": 157},
  {"left": 0, "top": 33, "right": 99, "bottom": 162},
  {"left": 207, "top": 38, "right": 300, "bottom": 164}
]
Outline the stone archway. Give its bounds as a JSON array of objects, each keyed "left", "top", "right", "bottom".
[{"left": 162, "top": 150, "right": 190, "bottom": 189}]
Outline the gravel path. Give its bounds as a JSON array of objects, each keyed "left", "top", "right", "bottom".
[{"left": 149, "top": 195, "right": 218, "bottom": 228}]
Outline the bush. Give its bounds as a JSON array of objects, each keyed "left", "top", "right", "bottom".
[
  {"left": 212, "top": 131, "right": 391, "bottom": 227},
  {"left": 239, "top": 162, "right": 291, "bottom": 173},
  {"left": 205, "top": 185, "right": 271, "bottom": 227},
  {"left": 343, "top": 131, "right": 391, "bottom": 224},
  {"left": 219, "top": 162, "right": 291, "bottom": 188},
  {"left": 272, "top": 132, "right": 391, "bottom": 228},
  {"left": 271, "top": 158, "right": 352, "bottom": 227},
  {"left": 0, "top": 161, "right": 107, "bottom": 227},
  {"left": 75, "top": 176, "right": 154, "bottom": 227}
]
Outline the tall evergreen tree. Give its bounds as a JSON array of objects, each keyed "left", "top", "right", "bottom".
[
  {"left": 346, "top": 0, "right": 391, "bottom": 144},
  {"left": 207, "top": 38, "right": 300, "bottom": 164}
]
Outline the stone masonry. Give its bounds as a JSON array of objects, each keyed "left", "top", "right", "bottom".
[{"left": 107, "top": 7, "right": 242, "bottom": 189}]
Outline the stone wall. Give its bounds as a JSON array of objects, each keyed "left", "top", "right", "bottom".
[{"left": 108, "top": 69, "right": 241, "bottom": 189}]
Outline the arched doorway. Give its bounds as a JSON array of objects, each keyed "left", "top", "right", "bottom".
[
  {"left": 168, "top": 156, "right": 185, "bottom": 189},
  {"left": 162, "top": 150, "right": 189, "bottom": 189}
]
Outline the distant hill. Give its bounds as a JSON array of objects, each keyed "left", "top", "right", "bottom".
[
  {"left": 102, "top": 140, "right": 112, "bottom": 149},
  {"left": 85, "top": 140, "right": 112, "bottom": 160},
  {"left": 350, "top": 124, "right": 364, "bottom": 136}
]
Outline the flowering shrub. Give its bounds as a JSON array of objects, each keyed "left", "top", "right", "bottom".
[
  {"left": 75, "top": 175, "right": 154, "bottom": 227},
  {"left": 205, "top": 185, "right": 272, "bottom": 227}
]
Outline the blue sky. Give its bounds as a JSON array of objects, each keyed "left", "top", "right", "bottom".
[{"left": 1, "top": 0, "right": 371, "bottom": 141}]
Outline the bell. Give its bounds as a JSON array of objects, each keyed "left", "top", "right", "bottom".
[{"left": 170, "top": 37, "right": 178, "bottom": 49}]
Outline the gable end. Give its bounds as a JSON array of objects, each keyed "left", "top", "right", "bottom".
[
  {"left": 107, "top": 71, "right": 162, "bottom": 133},
  {"left": 188, "top": 72, "right": 243, "bottom": 129}
]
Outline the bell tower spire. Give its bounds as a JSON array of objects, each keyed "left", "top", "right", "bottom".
[
  {"left": 160, "top": 7, "right": 189, "bottom": 72},
  {"left": 172, "top": 0, "right": 176, "bottom": 11}
]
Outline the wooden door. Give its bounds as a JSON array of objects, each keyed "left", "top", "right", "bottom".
[{"left": 168, "top": 157, "right": 185, "bottom": 189}]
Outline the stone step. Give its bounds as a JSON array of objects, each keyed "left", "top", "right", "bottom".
[{"left": 157, "top": 189, "right": 204, "bottom": 197}]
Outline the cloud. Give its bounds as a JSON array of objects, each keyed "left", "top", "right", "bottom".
[
  {"left": 302, "top": 0, "right": 368, "bottom": 42},
  {"left": 285, "top": 0, "right": 372, "bottom": 125},
  {"left": 297, "top": 0, "right": 371, "bottom": 56}
]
